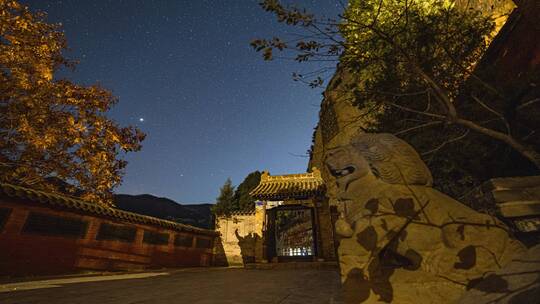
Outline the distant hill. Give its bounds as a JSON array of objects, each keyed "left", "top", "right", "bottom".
[{"left": 113, "top": 194, "right": 214, "bottom": 229}]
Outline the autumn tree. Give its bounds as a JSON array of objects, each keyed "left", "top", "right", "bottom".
[
  {"left": 0, "top": 1, "right": 145, "bottom": 206},
  {"left": 211, "top": 178, "right": 235, "bottom": 216},
  {"left": 252, "top": 0, "right": 539, "bottom": 196}
]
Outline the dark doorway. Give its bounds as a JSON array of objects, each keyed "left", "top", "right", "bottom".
[{"left": 266, "top": 205, "right": 316, "bottom": 262}]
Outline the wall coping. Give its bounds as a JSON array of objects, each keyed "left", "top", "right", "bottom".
[{"left": 0, "top": 183, "right": 218, "bottom": 237}]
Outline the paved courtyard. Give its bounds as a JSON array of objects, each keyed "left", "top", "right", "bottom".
[{"left": 0, "top": 267, "right": 343, "bottom": 304}]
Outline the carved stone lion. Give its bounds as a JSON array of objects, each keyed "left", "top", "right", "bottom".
[{"left": 323, "top": 133, "right": 525, "bottom": 303}]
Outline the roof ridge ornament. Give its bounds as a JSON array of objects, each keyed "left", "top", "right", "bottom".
[
  {"left": 311, "top": 167, "right": 321, "bottom": 178},
  {"left": 261, "top": 170, "right": 270, "bottom": 181}
]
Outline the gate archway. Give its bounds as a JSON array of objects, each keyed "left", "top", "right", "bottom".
[{"left": 266, "top": 205, "right": 317, "bottom": 262}]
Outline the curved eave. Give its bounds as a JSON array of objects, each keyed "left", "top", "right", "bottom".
[
  {"left": 0, "top": 183, "right": 218, "bottom": 237},
  {"left": 250, "top": 180, "right": 325, "bottom": 201},
  {"left": 251, "top": 191, "right": 324, "bottom": 201}
]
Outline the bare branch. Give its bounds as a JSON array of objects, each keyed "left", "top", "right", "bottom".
[
  {"left": 422, "top": 130, "right": 470, "bottom": 156},
  {"left": 471, "top": 94, "right": 510, "bottom": 134},
  {"left": 442, "top": 45, "right": 505, "bottom": 99},
  {"left": 394, "top": 121, "right": 443, "bottom": 136},
  {"left": 365, "top": 88, "right": 431, "bottom": 98},
  {"left": 288, "top": 152, "right": 309, "bottom": 158},
  {"left": 385, "top": 101, "right": 446, "bottom": 120},
  {"left": 455, "top": 117, "right": 540, "bottom": 168},
  {"left": 517, "top": 98, "right": 540, "bottom": 111}
]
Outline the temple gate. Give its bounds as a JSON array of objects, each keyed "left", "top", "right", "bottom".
[{"left": 250, "top": 168, "right": 337, "bottom": 263}]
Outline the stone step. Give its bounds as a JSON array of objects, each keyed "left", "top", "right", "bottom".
[
  {"left": 486, "top": 176, "right": 540, "bottom": 190},
  {"left": 492, "top": 186, "right": 540, "bottom": 203},
  {"left": 497, "top": 200, "right": 540, "bottom": 217}
]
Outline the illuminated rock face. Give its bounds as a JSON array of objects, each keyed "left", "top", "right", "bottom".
[{"left": 323, "top": 132, "right": 525, "bottom": 303}]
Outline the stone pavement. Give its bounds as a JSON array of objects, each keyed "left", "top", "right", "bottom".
[{"left": 0, "top": 267, "right": 343, "bottom": 304}]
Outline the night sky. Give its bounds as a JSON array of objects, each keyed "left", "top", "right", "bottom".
[{"left": 21, "top": 1, "right": 344, "bottom": 203}]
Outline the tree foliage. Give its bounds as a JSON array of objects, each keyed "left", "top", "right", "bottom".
[
  {"left": 340, "top": 0, "right": 492, "bottom": 109},
  {"left": 0, "top": 1, "right": 145, "bottom": 206},
  {"left": 252, "top": 0, "right": 540, "bottom": 197},
  {"left": 233, "top": 170, "right": 262, "bottom": 212},
  {"left": 212, "top": 178, "right": 235, "bottom": 216},
  {"left": 212, "top": 171, "right": 262, "bottom": 216}
]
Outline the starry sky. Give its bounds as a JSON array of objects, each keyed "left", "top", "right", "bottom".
[{"left": 21, "top": 0, "right": 344, "bottom": 203}]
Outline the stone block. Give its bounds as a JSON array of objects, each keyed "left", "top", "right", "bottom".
[{"left": 497, "top": 200, "right": 540, "bottom": 217}]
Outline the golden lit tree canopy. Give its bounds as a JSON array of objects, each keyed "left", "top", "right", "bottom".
[
  {"left": 340, "top": 0, "right": 494, "bottom": 104},
  {"left": 253, "top": 0, "right": 540, "bottom": 196},
  {"left": 0, "top": 0, "right": 145, "bottom": 206}
]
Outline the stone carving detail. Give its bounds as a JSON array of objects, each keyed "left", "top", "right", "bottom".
[
  {"left": 323, "top": 133, "right": 526, "bottom": 303},
  {"left": 320, "top": 100, "right": 339, "bottom": 145}
]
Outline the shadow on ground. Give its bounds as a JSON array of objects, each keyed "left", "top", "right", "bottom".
[{"left": 0, "top": 267, "right": 343, "bottom": 304}]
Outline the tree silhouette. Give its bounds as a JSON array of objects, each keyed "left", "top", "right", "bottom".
[
  {"left": 233, "top": 170, "right": 261, "bottom": 211},
  {"left": 212, "top": 178, "right": 235, "bottom": 216}
]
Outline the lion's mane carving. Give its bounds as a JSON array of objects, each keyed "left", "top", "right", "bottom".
[
  {"left": 324, "top": 133, "right": 525, "bottom": 303},
  {"left": 350, "top": 133, "right": 432, "bottom": 186}
]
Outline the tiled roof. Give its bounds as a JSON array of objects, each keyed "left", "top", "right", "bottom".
[
  {"left": 229, "top": 210, "right": 256, "bottom": 216},
  {"left": 249, "top": 168, "right": 325, "bottom": 200},
  {"left": 0, "top": 183, "right": 218, "bottom": 236},
  {"left": 215, "top": 210, "right": 255, "bottom": 219}
]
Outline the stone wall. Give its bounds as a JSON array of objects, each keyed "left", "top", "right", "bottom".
[
  {"left": 308, "top": 65, "right": 366, "bottom": 207},
  {"left": 215, "top": 201, "right": 337, "bottom": 264},
  {"left": 215, "top": 211, "right": 262, "bottom": 265}
]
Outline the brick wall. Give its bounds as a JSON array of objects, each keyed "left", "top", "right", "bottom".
[{"left": 0, "top": 198, "right": 216, "bottom": 277}]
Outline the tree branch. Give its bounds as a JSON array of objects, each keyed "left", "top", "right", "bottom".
[
  {"left": 471, "top": 94, "right": 510, "bottom": 134},
  {"left": 385, "top": 101, "right": 446, "bottom": 120},
  {"left": 422, "top": 130, "right": 470, "bottom": 156},
  {"left": 455, "top": 117, "right": 540, "bottom": 168},
  {"left": 394, "top": 121, "right": 443, "bottom": 136},
  {"left": 517, "top": 98, "right": 540, "bottom": 111}
]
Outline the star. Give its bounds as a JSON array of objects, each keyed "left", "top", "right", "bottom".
[{"left": 27, "top": 0, "right": 344, "bottom": 203}]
